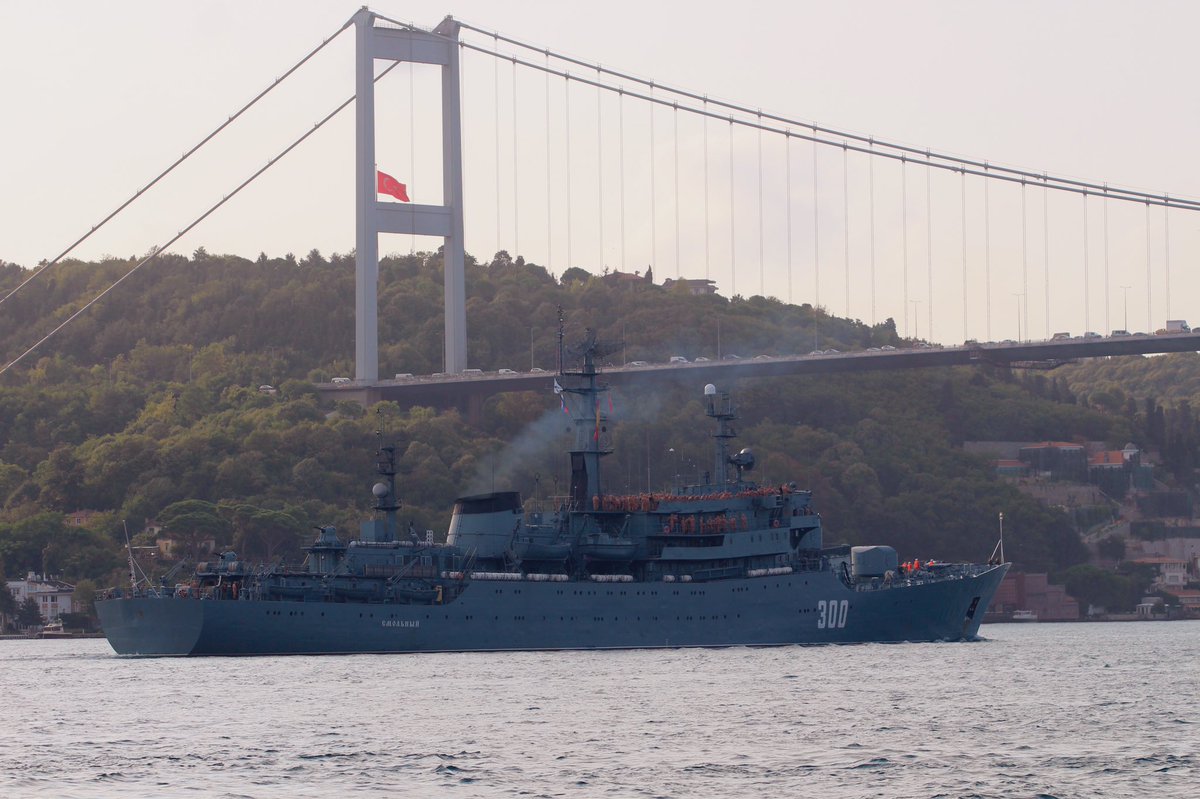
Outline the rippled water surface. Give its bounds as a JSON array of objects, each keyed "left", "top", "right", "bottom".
[{"left": 2, "top": 622, "right": 1197, "bottom": 798}]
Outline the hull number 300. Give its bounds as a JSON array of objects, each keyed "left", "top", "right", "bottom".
[{"left": 816, "top": 599, "right": 849, "bottom": 629}]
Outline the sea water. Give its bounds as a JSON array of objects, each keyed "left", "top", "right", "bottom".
[{"left": 1, "top": 622, "right": 1196, "bottom": 798}]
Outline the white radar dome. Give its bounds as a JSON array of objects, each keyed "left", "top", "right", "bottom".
[
  {"left": 372, "top": 482, "right": 390, "bottom": 498},
  {"left": 704, "top": 383, "right": 717, "bottom": 396}
]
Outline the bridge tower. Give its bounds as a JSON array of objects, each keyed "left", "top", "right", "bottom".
[{"left": 354, "top": 9, "right": 467, "bottom": 379}]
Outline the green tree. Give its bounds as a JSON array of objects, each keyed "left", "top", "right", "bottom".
[
  {"left": 16, "top": 596, "right": 42, "bottom": 628},
  {"left": 1097, "top": 535, "right": 1126, "bottom": 561}
]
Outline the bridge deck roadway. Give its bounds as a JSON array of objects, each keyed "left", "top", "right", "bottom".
[{"left": 319, "top": 333, "right": 1200, "bottom": 415}]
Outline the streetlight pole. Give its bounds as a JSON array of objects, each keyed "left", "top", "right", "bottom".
[
  {"left": 1012, "top": 293, "right": 1023, "bottom": 341},
  {"left": 1120, "top": 285, "right": 1131, "bottom": 331},
  {"left": 910, "top": 300, "right": 921, "bottom": 340}
]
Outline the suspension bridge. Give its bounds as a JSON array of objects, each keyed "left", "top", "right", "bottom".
[{"left": 3, "top": 7, "right": 1198, "bottom": 396}]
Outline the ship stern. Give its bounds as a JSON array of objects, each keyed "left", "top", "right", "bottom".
[{"left": 96, "top": 596, "right": 206, "bottom": 656}]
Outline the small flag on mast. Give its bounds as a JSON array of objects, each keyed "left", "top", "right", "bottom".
[
  {"left": 554, "top": 379, "right": 569, "bottom": 414},
  {"left": 376, "top": 170, "right": 410, "bottom": 202}
]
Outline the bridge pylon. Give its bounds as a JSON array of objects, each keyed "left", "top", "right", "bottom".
[{"left": 354, "top": 9, "right": 466, "bottom": 379}]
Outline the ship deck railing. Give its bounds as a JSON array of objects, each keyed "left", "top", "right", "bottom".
[{"left": 850, "top": 562, "right": 995, "bottom": 591}]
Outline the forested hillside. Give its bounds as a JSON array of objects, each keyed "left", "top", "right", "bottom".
[
  {"left": 0, "top": 249, "right": 1160, "bottom": 590},
  {"left": 1055, "top": 353, "right": 1200, "bottom": 479}
]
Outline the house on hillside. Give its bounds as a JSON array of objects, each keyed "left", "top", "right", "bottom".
[
  {"left": 600, "top": 269, "right": 653, "bottom": 288},
  {"left": 662, "top": 277, "right": 718, "bottom": 296},
  {"left": 1018, "top": 442, "right": 1087, "bottom": 482},
  {"left": 66, "top": 509, "right": 104, "bottom": 527},
  {"left": 1133, "top": 557, "right": 1189, "bottom": 590},
  {"left": 1086, "top": 444, "right": 1151, "bottom": 499}
]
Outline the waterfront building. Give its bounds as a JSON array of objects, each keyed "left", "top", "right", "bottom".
[{"left": 6, "top": 573, "right": 75, "bottom": 623}]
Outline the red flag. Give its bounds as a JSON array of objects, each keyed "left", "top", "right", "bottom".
[{"left": 376, "top": 170, "right": 410, "bottom": 202}]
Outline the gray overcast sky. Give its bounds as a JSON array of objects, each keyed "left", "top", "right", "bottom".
[{"left": 3, "top": 0, "right": 1198, "bottom": 342}]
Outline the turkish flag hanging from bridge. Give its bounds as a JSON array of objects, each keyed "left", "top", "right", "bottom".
[{"left": 376, "top": 170, "right": 410, "bottom": 202}]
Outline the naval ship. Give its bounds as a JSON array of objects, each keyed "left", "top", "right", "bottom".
[{"left": 97, "top": 334, "right": 1008, "bottom": 656}]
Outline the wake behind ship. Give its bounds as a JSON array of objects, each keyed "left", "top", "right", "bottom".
[{"left": 97, "top": 333, "right": 1008, "bottom": 656}]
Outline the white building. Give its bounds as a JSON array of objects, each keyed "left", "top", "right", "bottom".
[
  {"left": 6, "top": 573, "right": 75, "bottom": 623},
  {"left": 1133, "top": 558, "right": 1189, "bottom": 590}
]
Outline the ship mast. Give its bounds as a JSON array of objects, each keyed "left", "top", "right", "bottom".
[
  {"left": 370, "top": 414, "right": 402, "bottom": 542},
  {"left": 705, "top": 384, "right": 737, "bottom": 487},
  {"left": 559, "top": 323, "right": 619, "bottom": 509}
]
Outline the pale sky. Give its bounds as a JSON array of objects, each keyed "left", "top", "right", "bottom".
[{"left": 3, "top": 0, "right": 1199, "bottom": 344}]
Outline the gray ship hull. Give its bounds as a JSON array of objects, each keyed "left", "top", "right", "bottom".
[{"left": 97, "top": 565, "right": 1007, "bottom": 656}]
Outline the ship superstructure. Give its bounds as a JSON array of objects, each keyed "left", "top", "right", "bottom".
[{"left": 97, "top": 333, "right": 1008, "bottom": 656}]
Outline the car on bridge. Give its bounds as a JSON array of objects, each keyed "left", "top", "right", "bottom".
[
  {"left": 1111, "top": 330, "right": 1131, "bottom": 337},
  {"left": 498, "top": 368, "right": 517, "bottom": 374}
]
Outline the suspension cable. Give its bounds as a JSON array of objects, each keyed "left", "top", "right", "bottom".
[
  {"left": 511, "top": 60, "right": 519, "bottom": 260},
  {"left": 729, "top": 118, "right": 736, "bottom": 296},
  {"left": 564, "top": 74, "right": 572, "bottom": 269},
  {"left": 596, "top": 65, "right": 604, "bottom": 271},
  {"left": 1043, "top": 185, "right": 1050, "bottom": 339},
  {"left": 650, "top": 84, "right": 657, "bottom": 276},
  {"left": 1164, "top": 207, "right": 1171, "bottom": 319},
  {"left": 962, "top": 169, "right": 968, "bottom": 343},
  {"left": 902, "top": 157, "right": 909, "bottom": 336},
  {"left": 785, "top": 134, "right": 792, "bottom": 304},
  {"left": 984, "top": 168, "right": 991, "bottom": 341},
  {"left": 1, "top": 60, "right": 400, "bottom": 377},
  {"left": 843, "top": 145, "right": 850, "bottom": 320},
  {"left": 869, "top": 146, "right": 876, "bottom": 325},
  {"left": 494, "top": 34, "right": 502, "bottom": 254},
  {"left": 1083, "top": 192, "right": 1090, "bottom": 334},
  {"left": 1, "top": 16, "right": 354, "bottom": 306},
  {"left": 703, "top": 102, "right": 710, "bottom": 281},
  {"left": 472, "top": 43, "right": 1195, "bottom": 210},
  {"left": 443, "top": 17, "right": 1200, "bottom": 212},
  {"left": 1103, "top": 194, "right": 1109, "bottom": 333},
  {"left": 674, "top": 102, "right": 681, "bottom": 279},
  {"left": 1146, "top": 203, "right": 1153, "bottom": 331},
  {"left": 757, "top": 116, "right": 764, "bottom": 296},
  {"left": 544, "top": 52, "right": 552, "bottom": 272},
  {"left": 410, "top": 60, "right": 417, "bottom": 254},
  {"left": 926, "top": 162, "right": 933, "bottom": 341},
  {"left": 1022, "top": 182, "right": 1029, "bottom": 340},
  {"left": 619, "top": 89, "right": 626, "bottom": 272}
]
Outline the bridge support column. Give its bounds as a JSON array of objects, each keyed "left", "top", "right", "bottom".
[{"left": 354, "top": 10, "right": 467, "bottom": 380}]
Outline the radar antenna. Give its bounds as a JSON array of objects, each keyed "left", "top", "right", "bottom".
[{"left": 563, "top": 328, "right": 622, "bottom": 374}]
